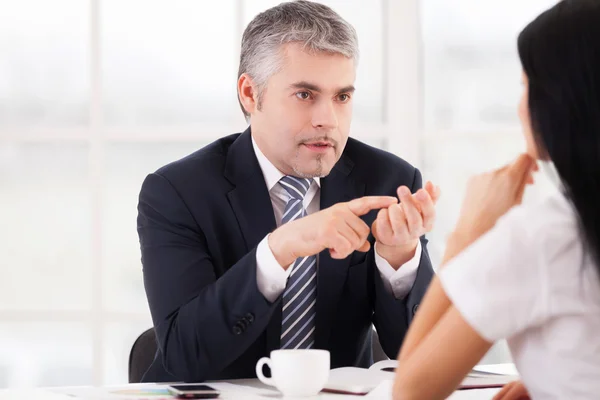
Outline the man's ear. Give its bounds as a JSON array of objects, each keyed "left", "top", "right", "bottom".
[{"left": 238, "top": 73, "right": 259, "bottom": 115}]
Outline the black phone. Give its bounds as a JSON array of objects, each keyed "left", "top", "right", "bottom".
[{"left": 167, "top": 384, "right": 220, "bottom": 399}]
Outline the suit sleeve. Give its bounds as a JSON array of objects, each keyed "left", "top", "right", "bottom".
[
  {"left": 371, "top": 168, "right": 435, "bottom": 358},
  {"left": 137, "top": 172, "right": 279, "bottom": 382}
]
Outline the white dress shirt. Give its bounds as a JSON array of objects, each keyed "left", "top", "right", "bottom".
[
  {"left": 439, "top": 188, "right": 600, "bottom": 399},
  {"left": 251, "top": 137, "right": 421, "bottom": 303}
]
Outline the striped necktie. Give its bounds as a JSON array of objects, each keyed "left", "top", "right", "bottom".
[{"left": 279, "top": 176, "right": 317, "bottom": 349}]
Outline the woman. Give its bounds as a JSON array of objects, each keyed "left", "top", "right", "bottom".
[{"left": 393, "top": 1, "right": 600, "bottom": 399}]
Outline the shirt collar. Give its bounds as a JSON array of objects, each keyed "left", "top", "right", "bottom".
[{"left": 251, "top": 136, "right": 321, "bottom": 191}]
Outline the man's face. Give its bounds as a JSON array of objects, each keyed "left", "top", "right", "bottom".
[{"left": 250, "top": 43, "right": 356, "bottom": 178}]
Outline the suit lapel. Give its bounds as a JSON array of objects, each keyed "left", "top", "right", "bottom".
[
  {"left": 224, "top": 128, "right": 277, "bottom": 252},
  {"left": 314, "top": 155, "right": 365, "bottom": 349},
  {"left": 225, "top": 128, "right": 282, "bottom": 354}
]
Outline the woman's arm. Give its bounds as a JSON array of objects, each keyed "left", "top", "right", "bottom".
[{"left": 393, "top": 154, "right": 536, "bottom": 400}]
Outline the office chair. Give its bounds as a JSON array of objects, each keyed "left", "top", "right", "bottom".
[{"left": 128, "top": 328, "right": 157, "bottom": 383}]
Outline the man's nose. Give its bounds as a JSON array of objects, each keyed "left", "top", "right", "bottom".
[{"left": 312, "top": 100, "right": 338, "bottom": 130}]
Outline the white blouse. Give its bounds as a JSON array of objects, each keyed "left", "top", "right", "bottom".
[{"left": 440, "top": 189, "right": 600, "bottom": 399}]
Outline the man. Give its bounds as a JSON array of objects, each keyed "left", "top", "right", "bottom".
[{"left": 137, "top": 0, "right": 438, "bottom": 383}]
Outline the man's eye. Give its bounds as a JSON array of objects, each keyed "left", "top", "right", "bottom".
[{"left": 296, "top": 92, "right": 311, "bottom": 100}]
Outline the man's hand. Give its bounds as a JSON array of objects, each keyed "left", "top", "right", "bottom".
[
  {"left": 268, "top": 196, "right": 398, "bottom": 269},
  {"left": 372, "top": 181, "right": 441, "bottom": 269}
]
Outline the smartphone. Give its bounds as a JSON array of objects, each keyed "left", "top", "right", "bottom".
[{"left": 167, "top": 384, "right": 220, "bottom": 399}]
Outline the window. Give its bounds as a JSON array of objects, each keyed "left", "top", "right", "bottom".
[{"left": 0, "top": 1, "right": 89, "bottom": 128}]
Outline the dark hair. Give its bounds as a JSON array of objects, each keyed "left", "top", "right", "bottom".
[{"left": 518, "top": 0, "right": 600, "bottom": 273}]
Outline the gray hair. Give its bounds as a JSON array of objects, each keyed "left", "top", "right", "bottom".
[{"left": 238, "top": 0, "right": 359, "bottom": 119}]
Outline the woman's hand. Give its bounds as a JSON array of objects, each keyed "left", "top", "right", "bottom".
[
  {"left": 493, "top": 380, "right": 531, "bottom": 400},
  {"left": 451, "top": 154, "right": 537, "bottom": 247}
]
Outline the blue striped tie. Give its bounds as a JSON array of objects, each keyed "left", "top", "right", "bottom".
[{"left": 279, "top": 176, "right": 317, "bottom": 349}]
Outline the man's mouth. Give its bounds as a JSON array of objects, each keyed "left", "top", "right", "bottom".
[
  {"left": 302, "top": 140, "right": 335, "bottom": 148},
  {"left": 302, "top": 141, "right": 334, "bottom": 152}
]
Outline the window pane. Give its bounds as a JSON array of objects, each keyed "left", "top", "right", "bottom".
[
  {"left": 103, "top": 142, "right": 208, "bottom": 313},
  {"left": 421, "top": 0, "right": 557, "bottom": 130},
  {"left": 242, "top": 0, "right": 384, "bottom": 123},
  {"left": 0, "top": 143, "right": 92, "bottom": 310},
  {"left": 0, "top": 1, "right": 90, "bottom": 127},
  {"left": 0, "top": 323, "right": 92, "bottom": 387},
  {"left": 104, "top": 321, "right": 152, "bottom": 385},
  {"left": 101, "top": 1, "right": 242, "bottom": 126}
]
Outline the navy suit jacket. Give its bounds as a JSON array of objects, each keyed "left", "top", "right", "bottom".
[{"left": 137, "top": 128, "right": 434, "bottom": 382}]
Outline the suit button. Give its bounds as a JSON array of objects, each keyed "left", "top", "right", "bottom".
[
  {"left": 233, "top": 323, "right": 244, "bottom": 335},
  {"left": 245, "top": 313, "right": 255, "bottom": 323},
  {"left": 413, "top": 304, "right": 419, "bottom": 314}
]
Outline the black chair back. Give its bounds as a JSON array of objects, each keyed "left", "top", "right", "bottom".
[{"left": 128, "top": 328, "right": 157, "bottom": 383}]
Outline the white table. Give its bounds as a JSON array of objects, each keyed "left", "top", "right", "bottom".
[
  {"left": 0, "top": 381, "right": 501, "bottom": 400},
  {"left": 0, "top": 364, "right": 517, "bottom": 400},
  {"left": 226, "top": 378, "right": 503, "bottom": 399}
]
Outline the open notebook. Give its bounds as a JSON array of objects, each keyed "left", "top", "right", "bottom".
[{"left": 323, "top": 361, "right": 519, "bottom": 395}]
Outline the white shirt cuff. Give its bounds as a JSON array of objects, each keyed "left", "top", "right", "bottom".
[
  {"left": 375, "top": 240, "right": 422, "bottom": 300},
  {"left": 256, "top": 234, "right": 293, "bottom": 303}
]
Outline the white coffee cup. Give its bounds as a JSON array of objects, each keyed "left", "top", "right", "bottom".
[{"left": 255, "top": 349, "right": 330, "bottom": 397}]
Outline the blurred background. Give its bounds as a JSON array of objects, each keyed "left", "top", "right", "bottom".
[{"left": 0, "top": 0, "right": 558, "bottom": 388}]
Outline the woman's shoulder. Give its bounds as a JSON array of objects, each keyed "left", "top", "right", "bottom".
[
  {"left": 506, "top": 187, "right": 598, "bottom": 294},
  {"left": 503, "top": 187, "right": 576, "bottom": 238},
  {"left": 494, "top": 187, "right": 580, "bottom": 276}
]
